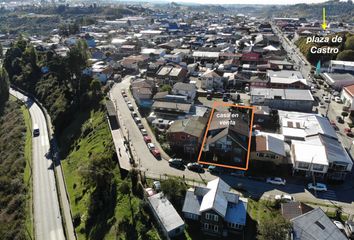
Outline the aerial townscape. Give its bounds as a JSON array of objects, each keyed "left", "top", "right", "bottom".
[{"left": 1, "top": 0, "right": 354, "bottom": 240}]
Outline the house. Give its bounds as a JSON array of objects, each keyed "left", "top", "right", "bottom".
[
  {"left": 182, "top": 178, "right": 248, "bottom": 237},
  {"left": 200, "top": 69, "right": 224, "bottom": 90},
  {"left": 278, "top": 111, "right": 353, "bottom": 180},
  {"left": 340, "top": 84, "right": 354, "bottom": 111},
  {"left": 281, "top": 202, "right": 313, "bottom": 221},
  {"left": 250, "top": 88, "right": 314, "bottom": 112},
  {"left": 268, "top": 60, "right": 295, "bottom": 70},
  {"left": 329, "top": 60, "right": 354, "bottom": 74},
  {"left": 266, "top": 70, "right": 308, "bottom": 89},
  {"left": 120, "top": 55, "right": 149, "bottom": 71},
  {"left": 290, "top": 208, "right": 348, "bottom": 240},
  {"left": 250, "top": 134, "right": 287, "bottom": 164},
  {"left": 192, "top": 51, "right": 220, "bottom": 62},
  {"left": 131, "top": 79, "right": 155, "bottom": 107},
  {"left": 172, "top": 82, "right": 196, "bottom": 101},
  {"left": 156, "top": 66, "right": 188, "bottom": 85},
  {"left": 167, "top": 116, "right": 208, "bottom": 154},
  {"left": 321, "top": 72, "right": 354, "bottom": 91},
  {"left": 147, "top": 192, "right": 185, "bottom": 238},
  {"left": 202, "top": 110, "right": 251, "bottom": 167}
]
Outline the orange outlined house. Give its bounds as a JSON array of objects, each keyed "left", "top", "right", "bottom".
[{"left": 197, "top": 102, "right": 255, "bottom": 170}]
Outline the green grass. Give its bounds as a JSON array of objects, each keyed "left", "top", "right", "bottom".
[
  {"left": 22, "top": 105, "right": 34, "bottom": 240},
  {"left": 61, "top": 110, "right": 113, "bottom": 239}
]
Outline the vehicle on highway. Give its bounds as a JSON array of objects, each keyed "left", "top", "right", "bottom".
[
  {"left": 151, "top": 149, "right": 161, "bottom": 159},
  {"left": 187, "top": 162, "right": 204, "bottom": 173},
  {"left": 345, "top": 220, "right": 354, "bottom": 238},
  {"left": 337, "top": 116, "right": 345, "bottom": 124},
  {"left": 33, "top": 123, "right": 40, "bottom": 137},
  {"left": 147, "top": 143, "right": 155, "bottom": 150},
  {"left": 169, "top": 158, "right": 184, "bottom": 169},
  {"left": 307, "top": 182, "right": 327, "bottom": 192},
  {"left": 143, "top": 136, "right": 152, "bottom": 143},
  {"left": 275, "top": 194, "right": 294, "bottom": 202},
  {"left": 266, "top": 177, "right": 286, "bottom": 185}
]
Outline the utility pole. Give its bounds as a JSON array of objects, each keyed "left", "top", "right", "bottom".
[{"left": 310, "top": 155, "right": 317, "bottom": 197}]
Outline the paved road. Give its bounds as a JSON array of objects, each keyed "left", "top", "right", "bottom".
[{"left": 11, "top": 89, "right": 65, "bottom": 240}]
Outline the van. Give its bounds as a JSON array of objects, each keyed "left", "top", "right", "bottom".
[{"left": 33, "top": 123, "right": 40, "bottom": 137}]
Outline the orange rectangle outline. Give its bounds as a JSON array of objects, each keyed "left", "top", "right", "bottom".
[{"left": 197, "top": 101, "right": 255, "bottom": 170}]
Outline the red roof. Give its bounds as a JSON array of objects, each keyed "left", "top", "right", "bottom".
[
  {"left": 241, "top": 52, "right": 260, "bottom": 62},
  {"left": 344, "top": 84, "right": 354, "bottom": 97}
]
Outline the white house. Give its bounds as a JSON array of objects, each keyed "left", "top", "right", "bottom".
[
  {"left": 172, "top": 82, "right": 196, "bottom": 101},
  {"left": 340, "top": 84, "right": 354, "bottom": 108},
  {"left": 200, "top": 69, "right": 224, "bottom": 90}
]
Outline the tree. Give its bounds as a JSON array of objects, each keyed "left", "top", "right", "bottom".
[
  {"left": 160, "top": 178, "right": 186, "bottom": 208},
  {"left": 336, "top": 50, "right": 354, "bottom": 61},
  {"left": 344, "top": 36, "right": 354, "bottom": 50},
  {"left": 0, "top": 42, "right": 3, "bottom": 58},
  {"left": 0, "top": 68, "right": 9, "bottom": 109},
  {"left": 258, "top": 215, "right": 292, "bottom": 240},
  {"left": 160, "top": 84, "right": 172, "bottom": 93}
]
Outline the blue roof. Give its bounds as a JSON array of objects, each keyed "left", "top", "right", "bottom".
[{"left": 224, "top": 201, "right": 247, "bottom": 225}]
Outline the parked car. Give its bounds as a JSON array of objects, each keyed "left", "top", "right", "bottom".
[
  {"left": 307, "top": 182, "right": 327, "bottom": 192},
  {"left": 331, "top": 122, "right": 339, "bottom": 131},
  {"left": 266, "top": 177, "right": 286, "bottom": 185},
  {"left": 131, "top": 111, "right": 138, "bottom": 118},
  {"left": 336, "top": 116, "right": 344, "bottom": 124},
  {"left": 335, "top": 97, "right": 342, "bottom": 103},
  {"left": 137, "top": 123, "right": 144, "bottom": 129},
  {"left": 143, "top": 136, "right": 151, "bottom": 143},
  {"left": 134, "top": 117, "right": 141, "bottom": 123},
  {"left": 323, "top": 96, "right": 330, "bottom": 103},
  {"left": 147, "top": 143, "right": 155, "bottom": 150},
  {"left": 275, "top": 194, "right": 294, "bottom": 202},
  {"left": 128, "top": 103, "right": 134, "bottom": 110},
  {"left": 333, "top": 220, "right": 346, "bottom": 235},
  {"left": 319, "top": 102, "right": 325, "bottom": 108},
  {"left": 187, "top": 163, "right": 204, "bottom": 173},
  {"left": 151, "top": 149, "right": 161, "bottom": 159},
  {"left": 141, "top": 129, "right": 148, "bottom": 136},
  {"left": 153, "top": 181, "right": 161, "bottom": 191},
  {"left": 207, "top": 94, "right": 212, "bottom": 100},
  {"left": 345, "top": 220, "right": 354, "bottom": 238},
  {"left": 169, "top": 158, "right": 184, "bottom": 169}
]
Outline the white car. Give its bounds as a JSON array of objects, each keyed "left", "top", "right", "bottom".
[
  {"left": 127, "top": 104, "right": 134, "bottom": 110},
  {"left": 307, "top": 183, "right": 327, "bottom": 192},
  {"left": 266, "top": 177, "right": 286, "bottom": 185},
  {"left": 147, "top": 143, "right": 155, "bottom": 150},
  {"left": 275, "top": 194, "right": 294, "bottom": 202},
  {"left": 333, "top": 220, "right": 347, "bottom": 235},
  {"left": 335, "top": 97, "right": 342, "bottom": 103},
  {"left": 141, "top": 129, "right": 148, "bottom": 136},
  {"left": 323, "top": 96, "right": 330, "bottom": 103}
]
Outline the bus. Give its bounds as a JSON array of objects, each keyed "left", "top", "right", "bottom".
[{"left": 33, "top": 123, "right": 40, "bottom": 137}]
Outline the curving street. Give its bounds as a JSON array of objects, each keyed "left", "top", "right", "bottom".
[{"left": 10, "top": 88, "right": 65, "bottom": 240}]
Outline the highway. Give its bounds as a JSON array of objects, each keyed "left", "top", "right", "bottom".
[{"left": 10, "top": 88, "right": 65, "bottom": 240}]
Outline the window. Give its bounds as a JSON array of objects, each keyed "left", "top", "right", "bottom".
[
  {"left": 258, "top": 153, "right": 264, "bottom": 157},
  {"left": 213, "top": 225, "right": 218, "bottom": 232},
  {"left": 180, "top": 135, "right": 186, "bottom": 140},
  {"left": 203, "top": 223, "right": 209, "bottom": 230},
  {"left": 298, "top": 162, "right": 310, "bottom": 169},
  {"left": 205, "top": 213, "right": 210, "bottom": 220},
  {"left": 275, "top": 156, "right": 279, "bottom": 159},
  {"left": 312, "top": 164, "right": 324, "bottom": 172},
  {"left": 214, "top": 215, "right": 218, "bottom": 222}
]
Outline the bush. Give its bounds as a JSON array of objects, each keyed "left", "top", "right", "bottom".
[{"left": 73, "top": 213, "right": 81, "bottom": 228}]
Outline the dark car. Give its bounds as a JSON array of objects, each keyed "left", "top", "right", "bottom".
[
  {"left": 207, "top": 94, "right": 212, "bottom": 100},
  {"left": 336, "top": 116, "right": 344, "bottom": 124},
  {"left": 187, "top": 163, "right": 204, "bottom": 173},
  {"left": 168, "top": 158, "right": 185, "bottom": 169}
]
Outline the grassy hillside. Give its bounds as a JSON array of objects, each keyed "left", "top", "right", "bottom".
[
  {"left": 0, "top": 98, "right": 33, "bottom": 240},
  {"left": 61, "top": 109, "right": 159, "bottom": 240}
]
